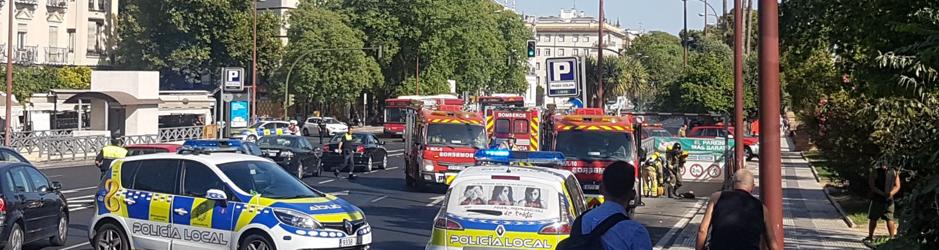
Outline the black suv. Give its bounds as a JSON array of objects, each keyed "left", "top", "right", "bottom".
[{"left": 0, "top": 162, "right": 69, "bottom": 249}]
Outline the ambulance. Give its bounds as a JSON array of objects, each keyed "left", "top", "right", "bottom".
[
  {"left": 485, "top": 107, "right": 542, "bottom": 151},
  {"left": 89, "top": 152, "right": 371, "bottom": 249},
  {"left": 426, "top": 150, "right": 587, "bottom": 250}
]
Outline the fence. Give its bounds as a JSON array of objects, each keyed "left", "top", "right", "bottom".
[{"left": 5, "top": 126, "right": 208, "bottom": 162}]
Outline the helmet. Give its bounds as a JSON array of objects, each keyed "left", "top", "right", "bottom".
[
  {"left": 672, "top": 143, "right": 682, "bottom": 151},
  {"left": 290, "top": 120, "right": 298, "bottom": 124}
]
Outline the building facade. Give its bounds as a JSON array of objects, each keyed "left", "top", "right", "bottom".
[
  {"left": 256, "top": 0, "right": 298, "bottom": 43},
  {"left": 0, "top": 0, "right": 118, "bottom": 67},
  {"left": 526, "top": 9, "right": 631, "bottom": 108}
]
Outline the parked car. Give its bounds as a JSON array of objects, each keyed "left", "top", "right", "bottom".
[
  {"left": 124, "top": 144, "right": 182, "bottom": 156},
  {"left": 688, "top": 125, "right": 760, "bottom": 160},
  {"left": 302, "top": 117, "right": 349, "bottom": 136},
  {"left": 321, "top": 133, "right": 388, "bottom": 172},
  {"left": 181, "top": 139, "right": 263, "bottom": 156},
  {"left": 255, "top": 135, "right": 323, "bottom": 178},
  {"left": 0, "top": 147, "right": 29, "bottom": 163},
  {"left": 0, "top": 162, "right": 69, "bottom": 249},
  {"left": 233, "top": 121, "right": 291, "bottom": 142}
]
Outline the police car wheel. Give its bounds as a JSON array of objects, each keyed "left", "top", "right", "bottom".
[
  {"left": 5, "top": 223, "right": 23, "bottom": 250},
  {"left": 94, "top": 223, "right": 129, "bottom": 250},
  {"left": 366, "top": 157, "right": 373, "bottom": 172},
  {"left": 247, "top": 135, "right": 258, "bottom": 142},
  {"left": 49, "top": 212, "right": 68, "bottom": 246},
  {"left": 240, "top": 234, "right": 275, "bottom": 250}
]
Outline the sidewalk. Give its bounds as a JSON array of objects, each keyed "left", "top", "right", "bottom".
[{"left": 660, "top": 135, "right": 868, "bottom": 249}]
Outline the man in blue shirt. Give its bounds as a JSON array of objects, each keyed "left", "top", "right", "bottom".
[{"left": 580, "top": 161, "right": 653, "bottom": 250}]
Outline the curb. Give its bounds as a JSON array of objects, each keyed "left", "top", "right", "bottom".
[{"left": 800, "top": 152, "right": 857, "bottom": 228}]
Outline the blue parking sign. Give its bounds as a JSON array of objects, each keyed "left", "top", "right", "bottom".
[
  {"left": 545, "top": 57, "right": 579, "bottom": 97},
  {"left": 222, "top": 67, "right": 245, "bottom": 92}
]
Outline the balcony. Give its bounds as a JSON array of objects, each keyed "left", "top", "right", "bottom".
[
  {"left": 46, "top": 47, "right": 68, "bottom": 65},
  {"left": 15, "top": 0, "right": 38, "bottom": 5},
  {"left": 88, "top": 0, "right": 108, "bottom": 12},
  {"left": 14, "top": 46, "right": 38, "bottom": 65},
  {"left": 47, "top": 0, "right": 67, "bottom": 8}
]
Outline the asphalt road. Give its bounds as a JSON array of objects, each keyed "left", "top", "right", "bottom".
[{"left": 30, "top": 137, "right": 715, "bottom": 250}]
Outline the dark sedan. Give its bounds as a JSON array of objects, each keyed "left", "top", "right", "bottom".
[
  {"left": 0, "top": 162, "right": 69, "bottom": 249},
  {"left": 321, "top": 133, "right": 388, "bottom": 172},
  {"left": 256, "top": 135, "right": 323, "bottom": 179}
]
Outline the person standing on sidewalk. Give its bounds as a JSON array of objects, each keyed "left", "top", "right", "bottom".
[
  {"left": 865, "top": 163, "right": 901, "bottom": 243},
  {"left": 558, "top": 161, "right": 652, "bottom": 250},
  {"left": 696, "top": 169, "right": 779, "bottom": 250}
]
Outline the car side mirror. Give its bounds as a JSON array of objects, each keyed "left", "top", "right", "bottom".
[
  {"left": 206, "top": 189, "right": 228, "bottom": 201},
  {"left": 51, "top": 181, "right": 62, "bottom": 191}
]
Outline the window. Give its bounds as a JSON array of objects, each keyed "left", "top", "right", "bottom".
[
  {"left": 573, "top": 35, "right": 579, "bottom": 42},
  {"left": 89, "top": 0, "right": 107, "bottom": 11},
  {"left": 132, "top": 159, "right": 180, "bottom": 194},
  {"left": 219, "top": 161, "right": 323, "bottom": 199},
  {"left": 573, "top": 49, "right": 579, "bottom": 56},
  {"left": 0, "top": 149, "right": 27, "bottom": 163},
  {"left": 544, "top": 49, "right": 551, "bottom": 56},
  {"left": 544, "top": 35, "right": 551, "bottom": 42},
  {"left": 513, "top": 120, "right": 529, "bottom": 134},
  {"left": 536, "top": 48, "right": 541, "bottom": 56},
  {"left": 495, "top": 119, "right": 511, "bottom": 134},
  {"left": 49, "top": 26, "right": 59, "bottom": 47},
  {"left": 87, "top": 20, "right": 104, "bottom": 55},
  {"left": 120, "top": 161, "right": 141, "bottom": 188},
  {"left": 67, "top": 29, "right": 75, "bottom": 52},
  {"left": 583, "top": 36, "right": 590, "bottom": 42},
  {"left": 126, "top": 148, "right": 168, "bottom": 156},
  {"left": 565, "top": 175, "right": 587, "bottom": 214},
  {"left": 558, "top": 49, "right": 565, "bottom": 56},
  {"left": 16, "top": 32, "right": 26, "bottom": 50},
  {"left": 558, "top": 35, "right": 565, "bottom": 42},
  {"left": 24, "top": 168, "right": 50, "bottom": 192},
  {"left": 183, "top": 161, "right": 225, "bottom": 198},
  {"left": 7, "top": 167, "right": 31, "bottom": 193},
  {"left": 535, "top": 62, "right": 540, "bottom": 70}
]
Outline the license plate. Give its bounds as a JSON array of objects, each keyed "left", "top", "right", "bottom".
[
  {"left": 339, "top": 237, "right": 357, "bottom": 247},
  {"left": 447, "top": 165, "right": 466, "bottom": 171},
  {"left": 267, "top": 152, "right": 278, "bottom": 157},
  {"left": 583, "top": 184, "right": 600, "bottom": 190}
]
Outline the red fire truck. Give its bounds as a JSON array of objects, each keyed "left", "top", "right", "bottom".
[
  {"left": 546, "top": 108, "right": 639, "bottom": 208},
  {"left": 486, "top": 107, "right": 542, "bottom": 151},
  {"left": 404, "top": 105, "right": 487, "bottom": 189},
  {"left": 383, "top": 95, "right": 463, "bottom": 137},
  {"left": 478, "top": 94, "right": 524, "bottom": 118}
]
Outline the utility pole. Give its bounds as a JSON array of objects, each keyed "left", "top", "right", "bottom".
[
  {"left": 723, "top": 0, "right": 728, "bottom": 15},
  {"left": 682, "top": 0, "right": 688, "bottom": 68},
  {"left": 759, "top": 0, "right": 784, "bottom": 248},
  {"left": 703, "top": 0, "right": 708, "bottom": 36},
  {"left": 251, "top": 1, "right": 258, "bottom": 121},
  {"left": 597, "top": 0, "right": 605, "bottom": 108},
  {"left": 4, "top": 0, "right": 13, "bottom": 145},
  {"left": 745, "top": 0, "right": 753, "bottom": 55},
  {"left": 415, "top": 55, "right": 421, "bottom": 95},
  {"left": 733, "top": 0, "right": 745, "bottom": 171}
]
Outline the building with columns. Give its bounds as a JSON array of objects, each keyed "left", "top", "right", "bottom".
[{"left": 0, "top": 0, "right": 118, "bottom": 66}]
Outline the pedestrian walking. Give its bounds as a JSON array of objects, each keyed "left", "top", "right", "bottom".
[
  {"left": 696, "top": 169, "right": 778, "bottom": 250},
  {"left": 318, "top": 119, "right": 328, "bottom": 144},
  {"left": 333, "top": 131, "right": 357, "bottom": 179},
  {"left": 864, "top": 162, "right": 900, "bottom": 245},
  {"left": 96, "top": 138, "right": 128, "bottom": 177},
  {"left": 557, "top": 161, "right": 652, "bottom": 250}
]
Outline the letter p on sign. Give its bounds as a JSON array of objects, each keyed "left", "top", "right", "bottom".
[{"left": 552, "top": 62, "right": 570, "bottom": 81}]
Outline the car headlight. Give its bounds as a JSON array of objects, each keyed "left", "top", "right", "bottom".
[
  {"left": 280, "top": 151, "right": 294, "bottom": 158},
  {"left": 357, "top": 223, "right": 372, "bottom": 235},
  {"left": 273, "top": 208, "right": 321, "bottom": 230},
  {"left": 422, "top": 159, "right": 435, "bottom": 172}
]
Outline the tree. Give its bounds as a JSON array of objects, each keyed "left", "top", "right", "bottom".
[
  {"left": 255, "top": 12, "right": 285, "bottom": 90},
  {"left": 56, "top": 66, "right": 93, "bottom": 89},
  {"left": 0, "top": 66, "right": 91, "bottom": 105},
  {"left": 626, "top": 31, "right": 684, "bottom": 88},
  {"left": 115, "top": 0, "right": 257, "bottom": 89},
  {"left": 281, "top": 3, "right": 381, "bottom": 105}
]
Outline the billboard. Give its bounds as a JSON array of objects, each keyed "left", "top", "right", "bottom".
[
  {"left": 651, "top": 137, "right": 734, "bottom": 182},
  {"left": 230, "top": 101, "right": 249, "bottom": 128}
]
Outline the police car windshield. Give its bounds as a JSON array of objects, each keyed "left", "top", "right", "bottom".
[
  {"left": 427, "top": 123, "right": 487, "bottom": 148},
  {"left": 218, "top": 160, "right": 322, "bottom": 199},
  {"left": 556, "top": 131, "right": 634, "bottom": 161},
  {"left": 446, "top": 180, "right": 559, "bottom": 221}
]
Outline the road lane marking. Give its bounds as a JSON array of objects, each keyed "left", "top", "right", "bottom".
[
  {"left": 68, "top": 205, "right": 93, "bottom": 212},
  {"left": 387, "top": 149, "right": 404, "bottom": 153},
  {"left": 653, "top": 199, "right": 707, "bottom": 249},
  {"left": 385, "top": 167, "right": 399, "bottom": 170},
  {"left": 328, "top": 190, "right": 350, "bottom": 196},
  {"left": 47, "top": 174, "right": 63, "bottom": 178},
  {"left": 370, "top": 195, "right": 388, "bottom": 203},
  {"left": 389, "top": 153, "right": 403, "bottom": 157},
  {"left": 61, "top": 186, "right": 97, "bottom": 194},
  {"left": 318, "top": 179, "right": 335, "bottom": 184},
  {"left": 60, "top": 242, "right": 90, "bottom": 250},
  {"left": 67, "top": 194, "right": 96, "bottom": 200},
  {"left": 68, "top": 199, "right": 95, "bottom": 203},
  {"left": 426, "top": 195, "right": 446, "bottom": 207}
]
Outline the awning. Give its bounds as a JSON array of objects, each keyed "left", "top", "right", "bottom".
[{"left": 63, "top": 91, "right": 160, "bottom": 106}]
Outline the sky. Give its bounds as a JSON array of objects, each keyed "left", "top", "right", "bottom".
[{"left": 511, "top": 0, "right": 733, "bottom": 35}]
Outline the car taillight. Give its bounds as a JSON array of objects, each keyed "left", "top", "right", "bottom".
[
  {"left": 356, "top": 145, "right": 365, "bottom": 153},
  {"left": 322, "top": 145, "right": 330, "bottom": 151},
  {"left": 0, "top": 197, "right": 6, "bottom": 212},
  {"left": 433, "top": 217, "right": 463, "bottom": 230},
  {"left": 538, "top": 222, "right": 571, "bottom": 235}
]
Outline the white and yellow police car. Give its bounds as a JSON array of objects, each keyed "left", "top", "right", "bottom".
[
  {"left": 89, "top": 151, "right": 371, "bottom": 250},
  {"left": 426, "top": 150, "right": 588, "bottom": 250}
]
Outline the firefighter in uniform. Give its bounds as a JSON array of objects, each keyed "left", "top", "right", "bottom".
[
  {"left": 665, "top": 143, "right": 688, "bottom": 198},
  {"left": 334, "top": 131, "right": 357, "bottom": 179},
  {"left": 95, "top": 138, "right": 128, "bottom": 176}
]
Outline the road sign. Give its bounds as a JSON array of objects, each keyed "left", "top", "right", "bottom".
[
  {"left": 545, "top": 57, "right": 580, "bottom": 97},
  {"left": 222, "top": 67, "right": 245, "bottom": 92}
]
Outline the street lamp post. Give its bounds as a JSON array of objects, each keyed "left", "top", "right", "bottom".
[
  {"left": 597, "top": 0, "right": 605, "bottom": 109},
  {"left": 734, "top": 0, "right": 745, "bottom": 171},
  {"left": 5, "top": 0, "right": 14, "bottom": 145},
  {"left": 252, "top": 0, "right": 261, "bottom": 123},
  {"left": 758, "top": 0, "right": 784, "bottom": 248},
  {"left": 682, "top": 0, "right": 688, "bottom": 68}
]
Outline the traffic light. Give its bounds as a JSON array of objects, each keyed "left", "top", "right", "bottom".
[{"left": 526, "top": 40, "right": 537, "bottom": 58}]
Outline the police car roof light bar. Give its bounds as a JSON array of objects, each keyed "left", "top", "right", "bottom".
[{"left": 474, "top": 149, "right": 566, "bottom": 167}]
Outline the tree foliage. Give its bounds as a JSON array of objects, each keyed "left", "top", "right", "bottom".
[{"left": 1, "top": 66, "right": 92, "bottom": 104}]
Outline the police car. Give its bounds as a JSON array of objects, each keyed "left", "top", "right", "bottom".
[
  {"left": 426, "top": 150, "right": 588, "bottom": 250},
  {"left": 234, "top": 121, "right": 291, "bottom": 142},
  {"left": 90, "top": 152, "right": 371, "bottom": 250}
]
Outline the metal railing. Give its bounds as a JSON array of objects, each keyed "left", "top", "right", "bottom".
[
  {"left": 15, "top": 46, "right": 38, "bottom": 65},
  {"left": 40, "top": 135, "right": 109, "bottom": 162},
  {"left": 3, "top": 129, "right": 75, "bottom": 154},
  {"left": 5, "top": 126, "right": 207, "bottom": 162},
  {"left": 15, "top": 0, "right": 38, "bottom": 5},
  {"left": 46, "top": 47, "right": 68, "bottom": 65},
  {"left": 119, "top": 135, "right": 159, "bottom": 145}
]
